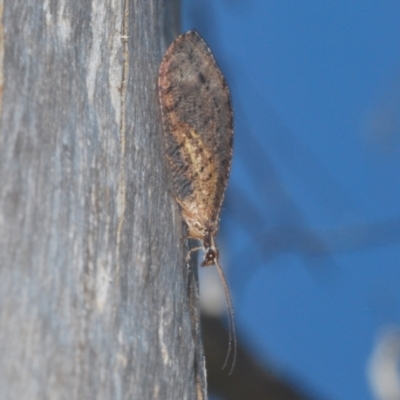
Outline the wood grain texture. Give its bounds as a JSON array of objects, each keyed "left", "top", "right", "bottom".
[{"left": 0, "top": 1, "right": 206, "bottom": 399}]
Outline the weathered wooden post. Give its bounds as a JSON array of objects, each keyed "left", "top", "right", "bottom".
[{"left": 0, "top": 1, "right": 206, "bottom": 398}]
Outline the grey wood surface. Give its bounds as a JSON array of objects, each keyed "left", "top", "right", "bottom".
[{"left": 0, "top": 1, "right": 206, "bottom": 399}]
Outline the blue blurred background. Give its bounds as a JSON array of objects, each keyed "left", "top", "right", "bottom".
[{"left": 181, "top": 1, "right": 400, "bottom": 399}]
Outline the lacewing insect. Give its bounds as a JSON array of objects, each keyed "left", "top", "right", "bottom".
[{"left": 158, "top": 30, "right": 236, "bottom": 373}]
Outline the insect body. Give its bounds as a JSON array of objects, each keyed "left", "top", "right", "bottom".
[{"left": 158, "top": 30, "right": 236, "bottom": 372}]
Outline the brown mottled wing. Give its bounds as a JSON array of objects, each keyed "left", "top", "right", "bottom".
[{"left": 158, "top": 31, "right": 233, "bottom": 233}]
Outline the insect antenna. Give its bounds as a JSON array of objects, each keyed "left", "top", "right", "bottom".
[{"left": 214, "top": 256, "right": 237, "bottom": 375}]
